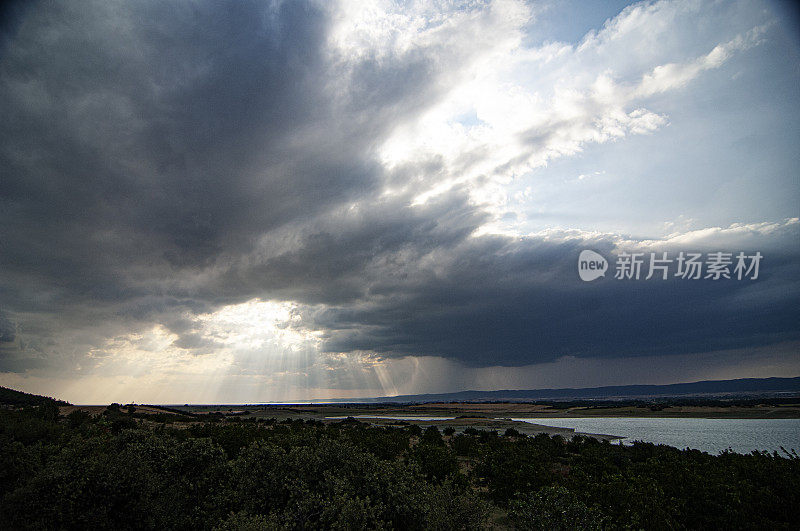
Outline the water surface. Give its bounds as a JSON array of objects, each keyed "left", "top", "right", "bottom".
[{"left": 512, "top": 417, "right": 800, "bottom": 454}]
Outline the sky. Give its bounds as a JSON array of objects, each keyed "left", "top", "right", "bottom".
[{"left": 0, "top": 0, "right": 798, "bottom": 404}]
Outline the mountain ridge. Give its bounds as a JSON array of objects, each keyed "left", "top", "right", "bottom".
[{"left": 326, "top": 376, "right": 800, "bottom": 404}]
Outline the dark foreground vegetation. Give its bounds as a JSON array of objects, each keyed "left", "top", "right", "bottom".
[{"left": 0, "top": 401, "right": 798, "bottom": 529}]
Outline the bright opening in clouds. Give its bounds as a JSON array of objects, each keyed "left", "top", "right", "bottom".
[{"left": 1, "top": 0, "right": 798, "bottom": 403}]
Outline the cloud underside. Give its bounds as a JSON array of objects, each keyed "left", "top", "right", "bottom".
[{"left": 0, "top": 0, "right": 798, "bottom": 390}]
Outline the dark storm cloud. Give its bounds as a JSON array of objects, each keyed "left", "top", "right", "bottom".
[
  {"left": 0, "top": 1, "right": 451, "bottom": 348},
  {"left": 0, "top": 0, "right": 798, "bottom": 376},
  {"left": 0, "top": 310, "right": 49, "bottom": 372},
  {"left": 203, "top": 187, "right": 488, "bottom": 305},
  {"left": 0, "top": 311, "right": 15, "bottom": 343},
  {"left": 2, "top": 0, "right": 351, "bottom": 270},
  {"left": 303, "top": 231, "right": 800, "bottom": 366}
]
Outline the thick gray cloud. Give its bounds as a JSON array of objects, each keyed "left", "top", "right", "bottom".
[
  {"left": 0, "top": 0, "right": 798, "bottom": 384},
  {"left": 304, "top": 231, "right": 800, "bottom": 366},
  {"left": 0, "top": 0, "right": 480, "bottom": 371},
  {"left": 3, "top": 1, "right": 356, "bottom": 270}
]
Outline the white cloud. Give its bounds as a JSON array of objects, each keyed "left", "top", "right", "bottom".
[
  {"left": 524, "top": 217, "right": 800, "bottom": 251},
  {"left": 368, "top": 0, "right": 773, "bottom": 235},
  {"left": 634, "top": 23, "right": 771, "bottom": 98}
]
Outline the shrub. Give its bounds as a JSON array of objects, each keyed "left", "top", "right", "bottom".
[{"left": 508, "top": 486, "right": 603, "bottom": 530}]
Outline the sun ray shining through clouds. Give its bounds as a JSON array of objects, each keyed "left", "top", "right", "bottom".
[{"left": 0, "top": 0, "right": 798, "bottom": 402}]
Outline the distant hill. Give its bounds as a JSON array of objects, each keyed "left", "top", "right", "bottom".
[
  {"left": 0, "top": 386, "right": 69, "bottom": 407},
  {"left": 328, "top": 376, "right": 800, "bottom": 404}
]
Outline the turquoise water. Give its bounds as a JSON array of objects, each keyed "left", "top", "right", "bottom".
[{"left": 512, "top": 417, "right": 800, "bottom": 455}]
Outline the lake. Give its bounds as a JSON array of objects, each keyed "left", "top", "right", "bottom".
[
  {"left": 512, "top": 417, "right": 800, "bottom": 455},
  {"left": 326, "top": 415, "right": 457, "bottom": 421}
]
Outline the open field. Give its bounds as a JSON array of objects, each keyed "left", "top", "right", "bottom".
[
  {"left": 174, "top": 401, "right": 800, "bottom": 419},
  {"left": 56, "top": 399, "right": 800, "bottom": 449},
  {"left": 61, "top": 401, "right": 800, "bottom": 420}
]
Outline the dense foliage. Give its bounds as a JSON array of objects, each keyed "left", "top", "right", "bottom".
[{"left": 0, "top": 405, "right": 798, "bottom": 529}]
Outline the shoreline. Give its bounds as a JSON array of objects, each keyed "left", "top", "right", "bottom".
[
  {"left": 323, "top": 415, "right": 625, "bottom": 442},
  {"left": 61, "top": 402, "right": 800, "bottom": 420}
]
